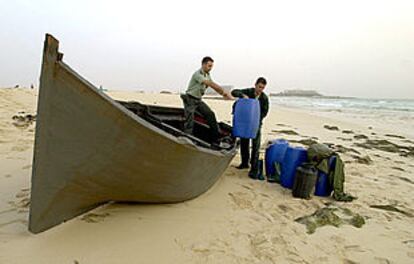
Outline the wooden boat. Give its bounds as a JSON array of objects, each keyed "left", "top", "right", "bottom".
[{"left": 29, "top": 34, "right": 237, "bottom": 233}]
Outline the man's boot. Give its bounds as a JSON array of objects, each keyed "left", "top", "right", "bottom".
[
  {"left": 248, "top": 167, "right": 258, "bottom": 179},
  {"left": 257, "top": 159, "right": 265, "bottom": 181}
]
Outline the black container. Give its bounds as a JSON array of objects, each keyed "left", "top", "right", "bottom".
[{"left": 292, "top": 163, "right": 318, "bottom": 199}]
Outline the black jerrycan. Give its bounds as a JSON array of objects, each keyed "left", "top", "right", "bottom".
[{"left": 292, "top": 163, "right": 318, "bottom": 199}]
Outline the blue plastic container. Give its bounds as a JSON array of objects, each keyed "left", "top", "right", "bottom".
[
  {"left": 232, "top": 99, "right": 260, "bottom": 138},
  {"left": 280, "top": 146, "right": 308, "bottom": 189},
  {"left": 314, "top": 156, "right": 336, "bottom": 196},
  {"left": 265, "top": 139, "right": 289, "bottom": 177}
]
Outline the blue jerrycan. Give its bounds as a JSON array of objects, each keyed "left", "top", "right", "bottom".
[
  {"left": 265, "top": 139, "right": 289, "bottom": 182},
  {"left": 280, "top": 146, "right": 308, "bottom": 189},
  {"left": 232, "top": 99, "right": 260, "bottom": 139}
]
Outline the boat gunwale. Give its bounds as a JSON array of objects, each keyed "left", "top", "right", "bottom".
[{"left": 56, "top": 60, "right": 237, "bottom": 156}]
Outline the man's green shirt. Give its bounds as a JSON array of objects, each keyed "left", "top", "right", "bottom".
[{"left": 185, "top": 69, "right": 212, "bottom": 99}]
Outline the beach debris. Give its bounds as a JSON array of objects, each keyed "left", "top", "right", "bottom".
[
  {"left": 337, "top": 137, "right": 353, "bottom": 141},
  {"left": 12, "top": 112, "right": 36, "bottom": 128},
  {"left": 289, "top": 138, "right": 318, "bottom": 147},
  {"left": 271, "top": 129, "right": 299, "bottom": 136},
  {"left": 333, "top": 144, "right": 361, "bottom": 155},
  {"left": 354, "top": 139, "right": 414, "bottom": 157},
  {"left": 276, "top": 123, "right": 290, "bottom": 127},
  {"left": 295, "top": 205, "right": 365, "bottom": 234},
  {"left": 324, "top": 125, "right": 340, "bottom": 131},
  {"left": 395, "top": 176, "right": 414, "bottom": 185},
  {"left": 353, "top": 134, "right": 368, "bottom": 140},
  {"left": 160, "top": 90, "right": 172, "bottom": 94},
  {"left": 370, "top": 204, "right": 413, "bottom": 217},
  {"left": 342, "top": 130, "right": 354, "bottom": 134},
  {"left": 385, "top": 134, "right": 405, "bottom": 139},
  {"left": 391, "top": 167, "right": 405, "bottom": 172}
]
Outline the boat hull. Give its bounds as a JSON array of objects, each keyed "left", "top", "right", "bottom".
[{"left": 29, "top": 34, "right": 236, "bottom": 233}]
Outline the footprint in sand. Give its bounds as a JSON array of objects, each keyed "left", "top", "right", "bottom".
[
  {"left": 0, "top": 219, "right": 28, "bottom": 228},
  {"left": 8, "top": 188, "right": 31, "bottom": 211},
  {"left": 22, "top": 164, "right": 32, "bottom": 170},
  {"left": 343, "top": 259, "right": 359, "bottom": 264},
  {"left": 277, "top": 204, "right": 291, "bottom": 213},
  {"left": 228, "top": 191, "right": 255, "bottom": 210},
  {"left": 374, "top": 257, "right": 392, "bottom": 264},
  {"left": 344, "top": 244, "right": 366, "bottom": 253},
  {"left": 403, "top": 239, "right": 414, "bottom": 248},
  {"left": 11, "top": 145, "right": 30, "bottom": 152},
  {"left": 80, "top": 212, "right": 110, "bottom": 223}
]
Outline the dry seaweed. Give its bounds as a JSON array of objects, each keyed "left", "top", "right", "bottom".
[
  {"left": 12, "top": 112, "right": 37, "bottom": 128},
  {"left": 271, "top": 129, "right": 300, "bottom": 136},
  {"left": 333, "top": 144, "right": 361, "bottom": 155},
  {"left": 295, "top": 205, "right": 365, "bottom": 234},
  {"left": 354, "top": 139, "right": 414, "bottom": 157},
  {"left": 289, "top": 138, "right": 318, "bottom": 147},
  {"left": 324, "top": 125, "right": 340, "bottom": 131},
  {"left": 385, "top": 134, "right": 405, "bottom": 139},
  {"left": 353, "top": 134, "right": 368, "bottom": 140},
  {"left": 395, "top": 176, "right": 414, "bottom": 185}
]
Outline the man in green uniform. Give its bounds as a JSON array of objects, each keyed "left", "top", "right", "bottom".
[
  {"left": 181, "top": 56, "right": 233, "bottom": 145},
  {"left": 231, "top": 77, "right": 269, "bottom": 179}
]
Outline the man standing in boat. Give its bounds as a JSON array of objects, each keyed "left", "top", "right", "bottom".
[
  {"left": 181, "top": 56, "right": 234, "bottom": 145},
  {"left": 231, "top": 77, "right": 269, "bottom": 179}
]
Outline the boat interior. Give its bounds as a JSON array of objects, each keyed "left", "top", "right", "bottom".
[{"left": 117, "top": 101, "right": 236, "bottom": 150}]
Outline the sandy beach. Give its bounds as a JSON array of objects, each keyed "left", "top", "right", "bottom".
[{"left": 0, "top": 88, "right": 413, "bottom": 263}]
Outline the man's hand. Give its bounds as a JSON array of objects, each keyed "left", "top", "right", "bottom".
[
  {"left": 223, "top": 92, "right": 234, "bottom": 100},
  {"left": 242, "top": 94, "right": 249, "bottom": 99}
]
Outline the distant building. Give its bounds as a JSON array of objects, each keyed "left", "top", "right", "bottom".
[{"left": 271, "top": 89, "right": 322, "bottom": 97}]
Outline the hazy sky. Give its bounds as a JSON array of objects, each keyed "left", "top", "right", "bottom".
[{"left": 1, "top": 0, "right": 413, "bottom": 99}]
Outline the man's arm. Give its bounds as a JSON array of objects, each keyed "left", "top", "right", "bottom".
[
  {"left": 261, "top": 96, "right": 269, "bottom": 119},
  {"left": 203, "top": 80, "right": 234, "bottom": 100},
  {"left": 231, "top": 88, "right": 251, "bottom": 99}
]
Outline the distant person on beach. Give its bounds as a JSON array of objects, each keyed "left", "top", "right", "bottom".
[
  {"left": 181, "top": 56, "right": 234, "bottom": 145},
  {"left": 231, "top": 77, "right": 269, "bottom": 178}
]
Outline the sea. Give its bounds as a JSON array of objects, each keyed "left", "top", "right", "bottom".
[{"left": 270, "top": 96, "right": 414, "bottom": 139}]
